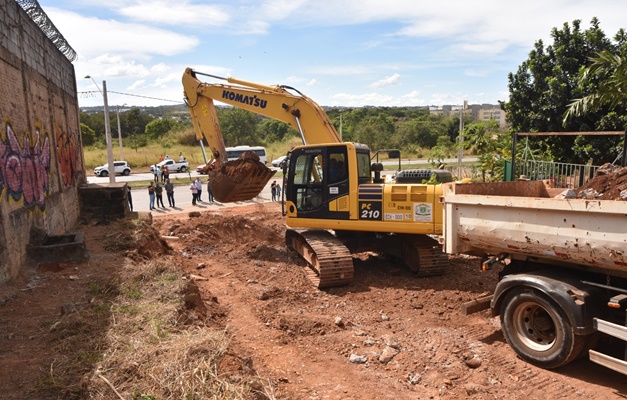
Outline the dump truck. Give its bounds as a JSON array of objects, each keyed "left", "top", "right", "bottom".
[{"left": 442, "top": 180, "right": 627, "bottom": 374}]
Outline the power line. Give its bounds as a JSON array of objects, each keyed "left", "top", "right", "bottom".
[{"left": 78, "top": 90, "right": 182, "bottom": 104}]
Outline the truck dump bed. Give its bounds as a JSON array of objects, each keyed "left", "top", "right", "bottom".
[{"left": 442, "top": 181, "right": 627, "bottom": 277}]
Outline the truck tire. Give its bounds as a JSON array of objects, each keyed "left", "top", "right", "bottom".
[
  {"left": 123, "top": 169, "right": 130, "bottom": 176},
  {"left": 180, "top": 166, "right": 187, "bottom": 172},
  {"left": 100, "top": 171, "right": 108, "bottom": 177},
  {"left": 500, "top": 287, "right": 587, "bottom": 369}
]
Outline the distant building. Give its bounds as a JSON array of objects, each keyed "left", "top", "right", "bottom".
[{"left": 430, "top": 103, "right": 508, "bottom": 128}]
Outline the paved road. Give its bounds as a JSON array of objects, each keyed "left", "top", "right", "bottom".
[
  {"left": 121, "top": 178, "right": 279, "bottom": 215},
  {"left": 87, "top": 157, "right": 477, "bottom": 215}
]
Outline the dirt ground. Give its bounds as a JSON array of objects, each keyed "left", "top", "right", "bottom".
[{"left": 1, "top": 200, "right": 627, "bottom": 399}]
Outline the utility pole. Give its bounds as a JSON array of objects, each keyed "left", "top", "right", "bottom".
[
  {"left": 85, "top": 76, "right": 115, "bottom": 183},
  {"left": 457, "top": 100, "right": 466, "bottom": 178},
  {"left": 116, "top": 105, "right": 124, "bottom": 161},
  {"left": 102, "top": 81, "right": 115, "bottom": 183}
]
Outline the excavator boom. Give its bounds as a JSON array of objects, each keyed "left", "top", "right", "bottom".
[{"left": 183, "top": 68, "right": 277, "bottom": 202}]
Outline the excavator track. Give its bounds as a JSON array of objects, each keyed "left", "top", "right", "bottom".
[
  {"left": 402, "top": 236, "right": 449, "bottom": 277},
  {"left": 286, "top": 229, "right": 354, "bottom": 288}
]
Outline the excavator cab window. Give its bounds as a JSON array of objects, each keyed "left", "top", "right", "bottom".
[
  {"left": 292, "top": 152, "right": 324, "bottom": 211},
  {"left": 328, "top": 149, "right": 347, "bottom": 183},
  {"left": 356, "top": 152, "right": 372, "bottom": 184}
]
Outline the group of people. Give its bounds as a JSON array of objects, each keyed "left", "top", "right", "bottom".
[
  {"left": 189, "top": 177, "right": 214, "bottom": 205},
  {"left": 153, "top": 164, "right": 170, "bottom": 183},
  {"left": 147, "top": 179, "right": 176, "bottom": 210},
  {"left": 271, "top": 180, "right": 281, "bottom": 201},
  {"left": 134, "top": 171, "right": 285, "bottom": 213}
]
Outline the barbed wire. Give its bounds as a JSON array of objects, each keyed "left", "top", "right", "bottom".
[
  {"left": 16, "top": 0, "right": 77, "bottom": 62},
  {"left": 78, "top": 91, "right": 182, "bottom": 104}
]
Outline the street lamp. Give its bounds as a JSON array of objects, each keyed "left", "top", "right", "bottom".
[
  {"left": 85, "top": 75, "right": 115, "bottom": 183},
  {"left": 116, "top": 104, "right": 127, "bottom": 161}
]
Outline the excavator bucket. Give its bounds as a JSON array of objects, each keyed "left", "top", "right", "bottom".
[{"left": 208, "top": 153, "right": 276, "bottom": 203}]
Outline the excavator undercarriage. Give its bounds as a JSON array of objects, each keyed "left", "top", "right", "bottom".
[{"left": 286, "top": 229, "right": 449, "bottom": 288}]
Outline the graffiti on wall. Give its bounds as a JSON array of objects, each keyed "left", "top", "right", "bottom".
[
  {"left": 0, "top": 122, "right": 51, "bottom": 210},
  {"left": 56, "top": 125, "right": 80, "bottom": 187}
]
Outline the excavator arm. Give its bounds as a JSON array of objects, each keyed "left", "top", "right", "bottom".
[{"left": 182, "top": 68, "right": 342, "bottom": 203}]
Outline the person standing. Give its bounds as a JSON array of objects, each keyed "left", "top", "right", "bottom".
[
  {"left": 148, "top": 182, "right": 156, "bottom": 210},
  {"left": 190, "top": 181, "right": 198, "bottom": 205},
  {"left": 127, "top": 185, "right": 133, "bottom": 212},
  {"left": 156, "top": 166, "right": 163, "bottom": 184},
  {"left": 153, "top": 165, "right": 159, "bottom": 183},
  {"left": 195, "top": 177, "right": 203, "bottom": 202},
  {"left": 164, "top": 179, "right": 175, "bottom": 207},
  {"left": 163, "top": 165, "right": 170, "bottom": 182},
  {"left": 155, "top": 182, "right": 165, "bottom": 208},
  {"left": 271, "top": 181, "right": 277, "bottom": 201},
  {"left": 206, "top": 178, "right": 214, "bottom": 203},
  {"left": 275, "top": 182, "right": 281, "bottom": 200}
]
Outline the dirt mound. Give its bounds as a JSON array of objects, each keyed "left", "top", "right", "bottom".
[{"left": 576, "top": 163, "right": 627, "bottom": 200}]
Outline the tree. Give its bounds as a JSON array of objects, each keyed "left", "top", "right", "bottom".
[
  {"left": 145, "top": 118, "right": 176, "bottom": 138},
  {"left": 79, "top": 123, "right": 96, "bottom": 146},
  {"left": 564, "top": 46, "right": 627, "bottom": 124},
  {"left": 505, "top": 18, "right": 625, "bottom": 164},
  {"left": 217, "top": 108, "right": 261, "bottom": 146},
  {"left": 462, "top": 121, "right": 510, "bottom": 182}
]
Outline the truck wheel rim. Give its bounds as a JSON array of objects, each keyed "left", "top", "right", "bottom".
[{"left": 512, "top": 301, "right": 556, "bottom": 352}]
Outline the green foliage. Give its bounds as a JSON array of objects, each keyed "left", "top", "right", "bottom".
[
  {"left": 462, "top": 120, "right": 511, "bottom": 182},
  {"left": 79, "top": 123, "right": 96, "bottom": 146},
  {"left": 145, "top": 118, "right": 176, "bottom": 138},
  {"left": 427, "top": 135, "right": 456, "bottom": 168},
  {"left": 216, "top": 108, "right": 262, "bottom": 146},
  {"left": 127, "top": 134, "right": 148, "bottom": 152},
  {"left": 505, "top": 18, "right": 625, "bottom": 164},
  {"left": 257, "top": 119, "right": 298, "bottom": 142}
]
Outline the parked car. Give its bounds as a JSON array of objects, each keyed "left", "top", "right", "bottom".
[
  {"left": 150, "top": 158, "right": 190, "bottom": 173},
  {"left": 94, "top": 161, "right": 131, "bottom": 177},
  {"left": 271, "top": 155, "right": 287, "bottom": 168}
]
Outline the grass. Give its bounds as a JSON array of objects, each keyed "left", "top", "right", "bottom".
[{"left": 34, "top": 219, "right": 274, "bottom": 400}]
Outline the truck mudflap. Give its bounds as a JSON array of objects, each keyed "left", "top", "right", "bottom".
[{"left": 208, "top": 157, "right": 275, "bottom": 203}]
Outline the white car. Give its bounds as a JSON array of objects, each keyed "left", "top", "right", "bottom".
[
  {"left": 271, "top": 155, "right": 287, "bottom": 168},
  {"left": 94, "top": 161, "right": 131, "bottom": 177}
]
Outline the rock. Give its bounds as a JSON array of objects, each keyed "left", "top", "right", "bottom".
[
  {"left": 196, "top": 263, "right": 206, "bottom": 269},
  {"left": 381, "top": 314, "right": 390, "bottom": 321},
  {"left": 349, "top": 354, "right": 367, "bottom": 364},
  {"left": 334, "top": 316, "right": 345, "bottom": 328},
  {"left": 554, "top": 189, "right": 577, "bottom": 199},
  {"left": 381, "top": 334, "right": 400, "bottom": 349},
  {"left": 578, "top": 188, "right": 599, "bottom": 199},
  {"left": 379, "top": 346, "right": 400, "bottom": 363},
  {"left": 49, "top": 321, "right": 61, "bottom": 331},
  {"left": 464, "top": 356, "right": 483, "bottom": 369},
  {"left": 408, "top": 373, "right": 422, "bottom": 385},
  {"left": 464, "top": 382, "right": 486, "bottom": 395},
  {"left": 61, "top": 303, "right": 77, "bottom": 315},
  {"left": 621, "top": 189, "right": 627, "bottom": 200}
]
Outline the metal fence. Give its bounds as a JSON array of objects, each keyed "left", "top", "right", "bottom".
[{"left": 518, "top": 160, "right": 600, "bottom": 189}]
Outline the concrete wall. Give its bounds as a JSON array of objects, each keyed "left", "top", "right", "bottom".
[{"left": 0, "top": 0, "right": 85, "bottom": 285}]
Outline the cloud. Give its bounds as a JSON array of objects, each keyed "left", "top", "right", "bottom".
[
  {"left": 44, "top": 8, "right": 199, "bottom": 59},
  {"left": 369, "top": 73, "right": 401, "bottom": 88},
  {"left": 118, "top": 0, "right": 230, "bottom": 26}
]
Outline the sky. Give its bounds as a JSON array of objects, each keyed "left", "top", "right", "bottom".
[{"left": 36, "top": 0, "right": 627, "bottom": 109}]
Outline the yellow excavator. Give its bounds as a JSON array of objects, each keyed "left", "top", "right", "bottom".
[{"left": 183, "top": 68, "right": 451, "bottom": 288}]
